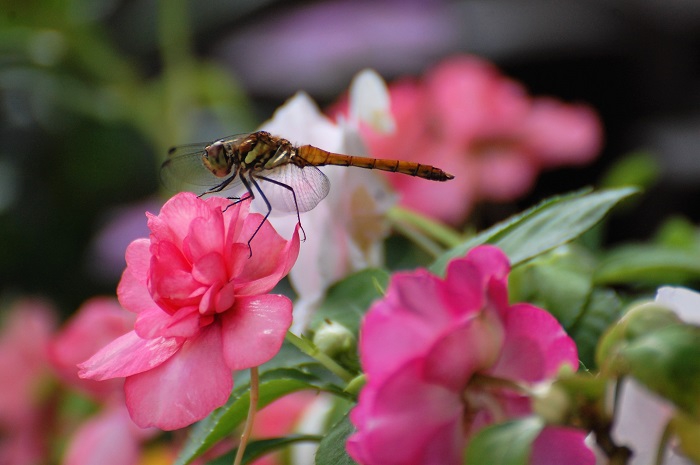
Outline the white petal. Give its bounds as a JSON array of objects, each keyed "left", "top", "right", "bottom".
[
  {"left": 656, "top": 286, "right": 700, "bottom": 325},
  {"left": 349, "top": 69, "right": 395, "bottom": 134}
]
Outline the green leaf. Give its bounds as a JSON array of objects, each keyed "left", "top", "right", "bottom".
[
  {"left": 206, "top": 435, "right": 322, "bottom": 465},
  {"left": 594, "top": 244, "right": 700, "bottom": 285},
  {"left": 599, "top": 150, "right": 659, "bottom": 189},
  {"left": 464, "top": 417, "right": 545, "bottom": 465},
  {"left": 430, "top": 188, "right": 638, "bottom": 275},
  {"left": 571, "top": 288, "right": 624, "bottom": 369},
  {"left": 175, "top": 368, "right": 343, "bottom": 465},
  {"left": 654, "top": 216, "right": 700, "bottom": 249},
  {"left": 616, "top": 325, "right": 700, "bottom": 418},
  {"left": 508, "top": 245, "right": 595, "bottom": 330},
  {"left": 310, "top": 268, "right": 390, "bottom": 334},
  {"left": 315, "top": 414, "right": 358, "bottom": 465}
]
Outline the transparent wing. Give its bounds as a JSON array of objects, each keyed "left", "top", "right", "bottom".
[
  {"left": 160, "top": 137, "right": 245, "bottom": 196},
  {"left": 252, "top": 163, "right": 330, "bottom": 214}
]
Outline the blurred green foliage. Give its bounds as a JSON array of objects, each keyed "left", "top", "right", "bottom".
[{"left": 0, "top": 0, "right": 258, "bottom": 313}]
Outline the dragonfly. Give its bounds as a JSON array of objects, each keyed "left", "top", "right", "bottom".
[{"left": 161, "top": 131, "right": 455, "bottom": 255}]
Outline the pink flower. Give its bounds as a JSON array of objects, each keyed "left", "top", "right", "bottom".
[
  {"left": 0, "top": 298, "right": 57, "bottom": 465},
  {"left": 78, "top": 192, "right": 300, "bottom": 430},
  {"left": 49, "top": 297, "right": 135, "bottom": 399},
  {"left": 331, "top": 55, "right": 603, "bottom": 224},
  {"left": 347, "top": 245, "right": 592, "bottom": 465},
  {"left": 62, "top": 403, "right": 152, "bottom": 465},
  {"left": 251, "top": 391, "right": 325, "bottom": 465}
]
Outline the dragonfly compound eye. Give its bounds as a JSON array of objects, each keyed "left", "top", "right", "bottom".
[{"left": 203, "top": 141, "right": 232, "bottom": 177}]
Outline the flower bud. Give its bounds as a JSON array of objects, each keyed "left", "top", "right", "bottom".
[
  {"left": 313, "top": 320, "right": 358, "bottom": 370},
  {"left": 532, "top": 382, "right": 572, "bottom": 425},
  {"left": 596, "top": 302, "right": 682, "bottom": 368}
]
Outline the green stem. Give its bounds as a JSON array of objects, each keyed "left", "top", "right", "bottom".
[
  {"left": 285, "top": 332, "right": 355, "bottom": 383},
  {"left": 390, "top": 219, "right": 443, "bottom": 258},
  {"left": 654, "top": 421, "right": 674, "bottom": 465},
  {"left": 233, "top": 366, "right": 259, "bottom": 465},
  {"left": 387, "top": 206, "right": 463, "bottom": 248}
]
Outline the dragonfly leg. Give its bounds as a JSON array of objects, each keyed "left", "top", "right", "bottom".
[
  {"left": 222, "top": 193, "right": 253, "bottom": 212},
  {"left": 201, "top": 173, "right": 238, "bottom": 197},
  {"left": 254, "top": 174, "right": 307, "bottom": 243},
  {"left": 240, "top": 175, "right": 271, "bottom": 258}
]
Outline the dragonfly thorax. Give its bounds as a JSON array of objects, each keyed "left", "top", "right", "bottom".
[
  {"left": 203, "top": 141, "right": 233, "bottom": 177},
  {"left": 235, "top": 131, "right": 298, "bottom": 171}
]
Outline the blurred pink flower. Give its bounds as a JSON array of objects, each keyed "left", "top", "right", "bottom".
[
  {"left": 331, "top": 55, "right": 603, "bottom": 224},
  {"left": 50, "top": 298, "right": 156, "bottom": 465},
  {"left": 49, "top": 297, "right": 135, "bottom": 399},
  {"left": 62, "top": 403, "right": 152, "bottom": 465},
  {"left": 250, "top": 391, "right": 323, "bottom": 465},
  {"left": 0, "top": 298, "right": 57, "bottom": 465},
  {"left": 79, "top": 192, "right": 300, "bottom": 430},
  {"left": 347, "top": 245, "right": 591, "bottom": 465}
]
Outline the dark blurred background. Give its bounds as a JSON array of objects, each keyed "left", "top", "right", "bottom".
[{"left": 1, "top": 0, "right": 699, "bottom": 314}]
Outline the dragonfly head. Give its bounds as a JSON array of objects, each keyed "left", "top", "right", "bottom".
[{"left": 203, "top": 141, "right": 232, "bottom": 177}]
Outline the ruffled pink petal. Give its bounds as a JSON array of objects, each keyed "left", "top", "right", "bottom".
[
  {"left": 220, "top": 295, "right": 292, "bottom": 370},
  {"left": 133, "top": 306, "right": 169, "bottom": 338},
  {"left": 191, "top": 252, "right": 227, "bottom": 286},
  {"left": 348, "top": 357, "right": 464, "bottom": 465},
  {"left": 530, "top": 426, "right": 594, "bottom": 465},
  {"left": 78, "top": 331, "right": 183, "bottom": 380},
  {"left": 117, "top": 240, "right": 158, "bottom": 314},
  {"left": 148, "top": 192, "right": 216, "bottom": 248},
  {"left": 359, "top": 270, "right": 454, "bottom": 380},
  {"left": 234, "top": 223, "right": 301, "bottom": 296},
  {"left": 124, "top": 325, "right": 232, "bottom": 430},
  {"left": 165, "top": 307, "right": 202, "bottom": 338},
  {"left": 149, "top": 243, "right": 201, "bottom": 305},
  {"left": 463, "top": 245, "right": 510, "bottom": 284},
  {"left": 424, "top": 310, "right": 504, "bottom": 390},
  {"left": 221, "top": 199, "right": 249, "bottom": 244},
  {"left": 123, "top": 239, "right": 151, "bottom": 285},
  {"left": 117, "top": 267, "right": 157, "bottom": 315},
  {"left": 134, "top": 305, "right": 201, "bottom": 339},
  {"left": 184, "top": 214, "right": 225, "bottom": 262},
  {"left": 490, "top": 303, "right": 578, "bottom": 382},
  {"left": 216, "top": 281, "right": 237, "bottom": 313}
]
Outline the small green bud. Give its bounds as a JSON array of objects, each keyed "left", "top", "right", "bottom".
[
  {"left": 532, "top": 382, "right": 571, "bottom": 425},
  {"left": 596, "top": 302, "right": 682, "bottom": 369},
  {"left": 313, "top": 320, "right": 357, "bottom": 363}
]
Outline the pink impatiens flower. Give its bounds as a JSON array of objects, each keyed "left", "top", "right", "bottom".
[
  {"left": 331, "top": 55, "right": 603, "bottom": 224},
  {"left": 49, "top": 297, "right": 136, "bottom": 399},
  {"left": 79, "top": 192, "right": 300, "bottom": 430},
  {"left": 347, "top": 245, "right": 592, "bottom": 465},
  {"left": 0, "top": 298, "right": 57, "bottom": 465}
]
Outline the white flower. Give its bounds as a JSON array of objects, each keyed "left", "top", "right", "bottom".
[{"left": 259, "top": 70, "right": 396, "bottom": 332}]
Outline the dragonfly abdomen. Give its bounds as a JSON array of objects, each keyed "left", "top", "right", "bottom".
[{"left": 298, "top": 145, "right": 454, "bottom": 182}]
